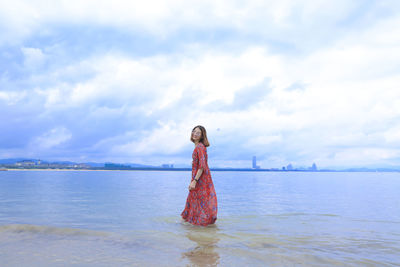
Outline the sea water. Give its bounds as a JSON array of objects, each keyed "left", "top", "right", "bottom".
[{"left": 0, "top": 170, "right": 399, "bottom": 266}]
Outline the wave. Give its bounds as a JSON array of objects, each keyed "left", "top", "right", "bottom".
[{"left": 0, "top": 224, "right": 109, "bottom": 237}]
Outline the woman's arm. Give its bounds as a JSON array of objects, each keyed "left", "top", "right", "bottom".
[
  {"left": 189, "top": 146, "right": 206, "bottom": 190},
  {"left": 193, "top": 168, "right": 203, "bottom": 181},
  {"left": 189, "top": 168, "right": 203, "bottom": 190}
]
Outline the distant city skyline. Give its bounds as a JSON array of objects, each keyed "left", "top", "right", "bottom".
[
  {"left": 2, "top": 156, "right": 399, "bottom": 173},
  {"left": 2, "top": 157, "right": 399, "bottom": 172},
  {"left": 1, "top": 1, "right": 399, "bottom": 169}
]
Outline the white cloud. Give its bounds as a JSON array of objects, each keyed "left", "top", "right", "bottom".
[
  {"left": 1, "top": 0, "right": 400, "bottom": 168},
  {"left": 111, "top": 120, "right": 191, "bottom": 156},
  {"left": 244, "top": 135, "right": 283, "bottom": 149},
  {"left": 8, "top": 36, "right": 400, "bottom": 167},
  {"left": 333, "top": 148, "right": 400, "bottom": 166},
  {"left": 27, "top": 46, "right": 279, "bottom": 110},
  {"left": 21, "top": 47, "right": 45, "bottom": 69},
  {"left": 0, "top": 0, "right": 380, "bottom": 44},
  {"left": 31, "top": 127, "right": 72, "bottom": 149},
  {"left": 384, "top": 127, "right": 400, "bottom": 144},
  {"left": 0, "top": 90, "right": 28, "bottom": 105}
]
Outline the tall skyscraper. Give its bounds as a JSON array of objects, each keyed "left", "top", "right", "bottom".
[
  {"left": 311, "top": 163, "right": 317, "bottom": 171},
  {"left": 252, "top": 156, "right": 260, "bottom": 169},
  {"left": 287, "top": 163, "right": 293, "bottom": 171}
]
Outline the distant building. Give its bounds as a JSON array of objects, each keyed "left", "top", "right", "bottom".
[
  {"left": 73, "top": 163, "right": 90, "bottom": 169},
  {"left": 15, "top": 160, "right": 35, "bottom": 167},
  {"left": 161, "top": 164, "right": 174, "bottom": 168},
  {"left": 104, "top": 163, "right": 130, "bottom": 169},
  {"left": 311, "top": 163, "right": 317, "bottom": 171},
  {"left": 286, "top": 164, "right": 293, "bottom": 171},
  {"left": 252, "top": 156, "right": 260, "bottom": 169}
]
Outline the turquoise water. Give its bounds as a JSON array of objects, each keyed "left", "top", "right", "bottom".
[{"left": 0, "top": 170, "right": 399, "bottom": 266}]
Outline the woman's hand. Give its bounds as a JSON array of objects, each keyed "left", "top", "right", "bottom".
[{"left": 188, "top": 180, "right": 197, "bottom": 190}]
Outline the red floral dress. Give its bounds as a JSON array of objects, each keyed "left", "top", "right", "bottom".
[{"left": 181, "top": 142, "right": 218, "bottom": 226}]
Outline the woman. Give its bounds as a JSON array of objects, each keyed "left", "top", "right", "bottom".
[{"left": 181, "top": 125, "right": 218, "bottom": 226}]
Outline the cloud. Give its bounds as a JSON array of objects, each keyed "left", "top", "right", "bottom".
[
  {"left": 21, "top": 47, "right": 45, "bottom": 69},
  {"left": 0, "top": 0, "right": 399, "bottom": 168},
  {"left": 1, "top": 0, "right": 391, "bottom": 47},
  {"left": 31, "top": 127, "right": 72, "bottom": 149},
  {"left": 384, "top": 126, "right": 400, "bottom": 144}
]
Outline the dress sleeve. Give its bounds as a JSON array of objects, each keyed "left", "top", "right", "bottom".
[{"left": 197, "top": 146, "right": 207, "bottom": 169}]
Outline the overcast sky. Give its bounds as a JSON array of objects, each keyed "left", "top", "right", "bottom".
[{"left": 1, "top": 0, "right": 399, "bottom": 169}]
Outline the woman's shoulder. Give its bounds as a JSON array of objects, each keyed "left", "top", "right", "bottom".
[
  {"left": 196, "top": 142, "right": 207, "bottom": 151},
  {"left": 197, "top": 142, "right": 206, "bottom": 148}
]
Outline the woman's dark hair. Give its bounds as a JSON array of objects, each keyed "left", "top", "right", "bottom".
[{"left": 190, "top": 125, "right": 210, "bottom": 147}]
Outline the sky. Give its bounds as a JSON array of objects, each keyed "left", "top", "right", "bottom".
[{"left": 0, "top": 0, "right": 400, "bottom": 169}]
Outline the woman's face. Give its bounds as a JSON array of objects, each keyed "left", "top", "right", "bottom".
[{"left": 192, "top": 127, "right": 202, "bottom": 142}]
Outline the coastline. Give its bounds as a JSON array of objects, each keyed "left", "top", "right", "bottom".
[
  {"left": 2, "top": 168, "right": 398, "bottom": 172},
  {"left": 4, "top": 168, "right": 127, "bottom": 172}
]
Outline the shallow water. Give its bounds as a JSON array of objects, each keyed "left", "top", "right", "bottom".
[{"left": 0, "top": 170, "right": 399, "bottom": 266}]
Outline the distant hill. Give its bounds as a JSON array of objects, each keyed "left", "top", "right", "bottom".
[
  {"left": 0, "top": 158, "right": 160, "bottom": 168},
  {"left": 83, "top": 162, "right": 106, "bottom": 167},
  {"left": 0, "top": 158, "right": 32, "bottom": 164}
]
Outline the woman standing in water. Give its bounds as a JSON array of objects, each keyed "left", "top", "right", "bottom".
[{"left": 181, "top": 125, "right": 218, "bottom": 226}]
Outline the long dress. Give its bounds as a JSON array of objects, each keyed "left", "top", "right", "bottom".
[{"left": 181, "top": 142, "right": 218, "bottom": 226}]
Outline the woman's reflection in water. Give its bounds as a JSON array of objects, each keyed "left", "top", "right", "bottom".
[{"left": 181, "top": 224, "right": 220, "bottom": 266}]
